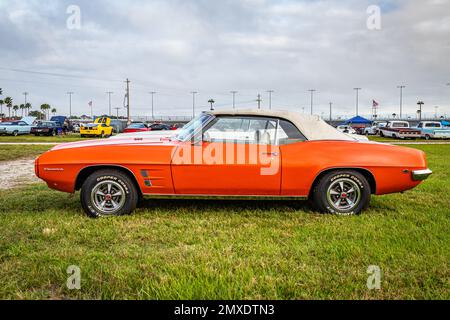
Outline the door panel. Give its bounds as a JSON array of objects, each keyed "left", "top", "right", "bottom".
[{"left": 171, "top": 141, "right": 281, "bottom": 195}]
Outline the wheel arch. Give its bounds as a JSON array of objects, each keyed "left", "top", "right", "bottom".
[
  {"left": 75, "top": 165, "right": 142, "bottom": 196},
  {"left": 309, "top": 167, "right": 376, "bottom": 198}
]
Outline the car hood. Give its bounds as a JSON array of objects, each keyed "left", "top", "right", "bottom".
[
  {"left": 51, "top": 135, "right": 178, "bottom": 151},
  {"left": 111, "top": 130, "right": 179, "bottom": 140}
]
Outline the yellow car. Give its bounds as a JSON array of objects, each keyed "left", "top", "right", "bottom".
[{"left": 80, "top": 117, "right": 114, "bottom": 138}]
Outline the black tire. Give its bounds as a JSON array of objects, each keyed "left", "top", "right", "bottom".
[
  {"left": 311, "top": 170, "right": 371, "bottom": 215},
  {"left": 80, "top": 169, "right": 139, "bottom": 218},
  {"left": 13, "top": 131, "right": 18, "bottom": 136},
  {"left": 425, "top": 134, "right": 430, "bottom": 140},
  {"left": 101, "top": 131, "right": 105, "bottom": 138},
  {"left": 379, "top": 131, "right": 384, "bottom": 137}
]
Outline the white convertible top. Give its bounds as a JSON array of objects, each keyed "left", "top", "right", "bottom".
[{"left": 211, "top": 109, "right": 355, "bottom": 141}]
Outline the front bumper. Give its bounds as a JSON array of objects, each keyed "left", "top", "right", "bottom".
[{"left": 412, "top": 169, "right": 433, "bottom": 181}]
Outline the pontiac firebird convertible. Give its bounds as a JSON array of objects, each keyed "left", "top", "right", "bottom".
[{"left": 35, "top": 110, "right": 432, "bottom": 217}]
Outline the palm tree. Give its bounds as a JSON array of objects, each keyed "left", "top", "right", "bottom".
[
  {"left": 51, "top": 108, "right": 57, "bottom": 115},
  {"left": 40, "top": 104, "right": 51, "bottom": 120},
  {"left": 208, "top": 99, "right": 215, "bottom": 111},
  {"left": 20, "top": 104, "right": 25, "bottom": 117},
  {"left": 0, "top": 99, "right": 3, "bottom": 118},
  {"left": 4, "top": 97, "right": 12, "bottom": 118},
  {"left": 13, "top": 105, "right": 19, "bottom": 117},
  {"left": 25, "top": 102, "right": 31, "bottom": 116}
]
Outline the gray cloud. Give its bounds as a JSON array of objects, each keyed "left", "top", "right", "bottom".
[{"left": 0, "top": 0, "right": 449, "bottom": 118}]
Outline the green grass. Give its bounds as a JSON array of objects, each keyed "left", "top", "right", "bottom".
[
  {"left": 0, "top": 145, "right": 448, "bottom": 300},
  {"left": 0, "top": 145, "right": 53, "bottom": 161},
  {"left": 0, "top": 133, "right": 97, "bottom": 143}
]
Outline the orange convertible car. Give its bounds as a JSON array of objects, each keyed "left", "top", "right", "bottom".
[{"left": 35, "top": 110, "right": 432, "bottom": 217}]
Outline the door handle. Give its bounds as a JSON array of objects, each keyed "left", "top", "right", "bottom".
[{"left": 261, "top": 152, "right": 279, "bottom": 156}]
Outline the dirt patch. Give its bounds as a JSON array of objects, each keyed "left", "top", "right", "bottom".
[{"left": 0, "top": 158, "right": 42, "bottom": 190}]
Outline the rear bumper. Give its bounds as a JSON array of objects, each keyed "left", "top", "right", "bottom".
[{"left": 412, "top": 169, "right": 433, "bottom": 181}]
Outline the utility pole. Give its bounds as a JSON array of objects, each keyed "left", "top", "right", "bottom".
[
  {"left": 106, "top": 91, "right": 114, "bottom": 117},
  {"left": 149, "top": 91, "right": 156, "bottom": 120},
  {"left": 434, "top": 106, "right": 438, "bottom": 119},
  {"left": 329, "top": 102, "right": 332, "bottom": 122},
  {"left": 256, "top": 94, "right": 262, "bottom": 109},
  {"left": 67, "top": 92, "right": 74, "bottom": 118},
  {"left": 266, "top": 90, "right": 274, "bottom": 110},
  {"left": 397, "top": 85, "right": 405, "bottom": 119},
  {"left": 308, "top": 89, "right": 316, "bottom": 115},
  {"left": 191, "top": 91, "right": 198, "bottom": 118},
  {"left": 353, "top": 88, "right": 361, "bottom": 116},
  {"left": 125, "top": 79, "right": 130, "bottom": 125},
  {"left": 230, "top": 91, "right": 237, "bottom": 109},
  {"left": 23, "top": 92, "right": 28, "bottom": 117},
  {"left": 113, "top": 107, "right": 120, "bottom": 119},
  {"left": 417, "top": 101, "right": 424, "bottom": 122}
]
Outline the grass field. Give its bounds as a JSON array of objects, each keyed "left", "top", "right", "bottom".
[
  {"left": 0, "top": 144, "right": 448, "bottom": 299},
  {"left": 0, "top": 133, "right": 95, "bottom": 143},
  {"left": 0, "top": 145, "right": 52, "bottom": 161}
]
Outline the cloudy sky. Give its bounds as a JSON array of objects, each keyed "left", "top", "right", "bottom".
[{"left": 0, "top": 0, "right": 449, "bottom": 119}]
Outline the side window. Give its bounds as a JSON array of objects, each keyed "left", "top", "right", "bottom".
[
  {"left": 204, "top": 117, "right": 277, "bottom": 144},
  {"left": 277, "top": 120, "right": 307, "bottom": 145},
  {"left": 418, "top": 123, "right": 423, "bottom": 128}
]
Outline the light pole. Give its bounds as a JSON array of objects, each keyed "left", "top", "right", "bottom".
[
  {"left": 106, "top": 91, "right": 113, "bottom": 117},
  {"left": 256, "top": 94, "right": 262, "bottom": 109},
  {"left": 67, "top": 92, "right": 74, "bottom": 118},
  {"left": 230, "top": 91, "right": 237, "bottom": 109},
  {"left": 23, "top": 92, "right": 28, "bottom": 117},
  {"left": 191, "top": 91, "right": 198, "bottom": 118},
  {"left": 353, "top": 88, "right": 361, "bottom": 116},
  {"left": 329, "top": 102, "right": 332, "bottom": 122},
  {"left": 149, "top": 91, "right": 156, "bottom": 120},
  {"left": 417, "top": 101, "right": 424, "bottom": 122},
  {"left": 434, "top": 106, "right": 438, "bottom": 119},
  {"left": 397, "top": 85, "right": 405, "bottom": 119},
  {"left": 308, "top": 89, "right": 316, "bottom": 115},
  {"left": 266, "top": 90, "right": 274, "bottom": 110}
]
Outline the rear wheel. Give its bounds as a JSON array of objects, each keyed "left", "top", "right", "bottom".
[
  {"left": 13, "top": 131, "right": 18, "bottom": 136},
  {"left": 311, "top": 170, "right": 371, "bottom": 215},
  {"left": 425, "top": 134, "right": 431, "bottom": 140},
  {"left": 80, "top": 169, "right": 139, "bottom": 218},
  {"left": 101, "top": 131, "right": 105, "bottom": 138}
]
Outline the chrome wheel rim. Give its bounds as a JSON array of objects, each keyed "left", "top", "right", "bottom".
[
  {"left": 90, "top": 180, "right": 126, "bottom": 215},
  {"left": 326, "top": 178, "right": 361, "bottom": 211}
]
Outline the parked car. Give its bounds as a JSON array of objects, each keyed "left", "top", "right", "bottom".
[
  {"left": 73, "top": 123, "right": 81, "bottom": 133},
  {"left": 31, "top": 121, "right": 62, "bottom": 136},
  {"left": 148, "top": 123, "right": 172, "bottom": 131},
  {"left": 416, "top": 121, "right": 450, "bottom": 140},
  {"left": 378, "top": 121, "right": 421, "bottom": 139},
  {"left": 123, "top": 122, "right": 149, "bottom": 133},
  {"left": 363, "top": 121, "right": 387, "bottom": 135},
  {"left": 35, "top": 110, "right": 432, "bottom": 218},
  {"left": 336, "top": 125, "right": 357, "bottom": 135},
  {"left": 80, "top": 117, "right": 113, "bottom": 138},
  {"left": 0, "top": 116, "right": 36, "bottom": 136}
]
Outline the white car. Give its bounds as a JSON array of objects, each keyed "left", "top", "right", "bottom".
[
  {"left": 337, "top": 125, "right": 357, "bottom": 135},
  {"left": 363, "top": 122, "right": 387, "bottom": 135}
]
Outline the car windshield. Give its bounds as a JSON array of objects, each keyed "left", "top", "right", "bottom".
[
  {"left": 128, "top": 123, "right": 146, "bottom": 128},
  {"left": 392, "top": 122, "right": 408, "bottom": 128},
  {"left": 36, "top": 122, "right": 52, "bottom": 127},
  {"left": 174, "top": 113, "right": 214, "bottom": 141}
]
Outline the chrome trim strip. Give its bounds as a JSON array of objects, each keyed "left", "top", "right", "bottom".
[
  {"left": 142, "top": 194, "right": 308, "bottom": 201},
  {"left": 411, "top": 169, "right": 433, "bottom": 181}
]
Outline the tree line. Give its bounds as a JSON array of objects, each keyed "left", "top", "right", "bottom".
[{"left": 0, "top": 88, "right": 57, "bottom": 120}]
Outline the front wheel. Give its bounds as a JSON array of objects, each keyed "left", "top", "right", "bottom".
[
  {"left": 80, "top": 169, "right": 139, "bottom": 218},
  {"left": 13, "top": 131, "right": 18, "bottom": 136},
  {"left": 311, "top": 170, "right": 371, "bottom": 215}
]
